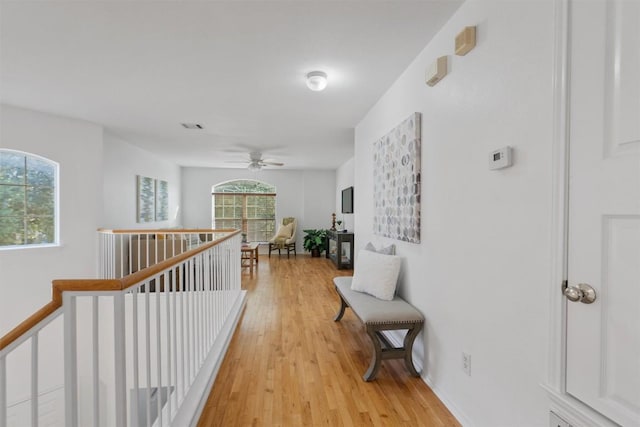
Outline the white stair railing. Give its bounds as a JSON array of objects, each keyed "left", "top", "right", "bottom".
[
  {"left": 97, "top": 229, "right": 228, "bottom": 279},
  {"left": 0, "top": 230, "right": 245, "bottom": 427}
]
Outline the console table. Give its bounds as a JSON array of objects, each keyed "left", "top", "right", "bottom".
[{"left": 326, "top": 230, "right": 354, "bottom": 270}]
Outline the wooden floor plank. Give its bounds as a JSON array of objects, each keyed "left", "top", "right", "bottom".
[{"left": 198, "top": 255, "right": 460, "bottom": 426}]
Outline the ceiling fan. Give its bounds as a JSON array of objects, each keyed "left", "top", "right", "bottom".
[{"left": 228, "top": 151, "right": 284, "bottom": 171}]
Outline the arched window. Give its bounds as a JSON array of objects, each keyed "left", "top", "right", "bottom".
[
  {"left": 0, "top": 149, "right": 58, "bottom": 248},
  {"left": 212, "top": 180, "right": 276, "bottom": 242}
]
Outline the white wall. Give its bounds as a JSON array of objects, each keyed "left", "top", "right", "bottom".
[
  {"left": 181, "top": 167, "right": 336, "bottom": 253},
  {"left": 0, "top": 104, "right": 104, "bottom": 334},
  {"left": 0, "top": 105, "right": 104, "bottom": 407},
  {"left": 354, "top": 1, "right": 555, "bottom": 426},
  {"left": 335, "top": 157, "right": 355, "bottom": 232},
  {"left": 102, "top": 132, "right": 182, "bottom": 229}
]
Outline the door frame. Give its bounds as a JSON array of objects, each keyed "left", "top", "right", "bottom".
[{"left": 544, "top": 1, "right": 631, "bottom": 425}]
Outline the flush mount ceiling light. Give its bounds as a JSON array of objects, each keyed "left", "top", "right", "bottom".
[{"left": 306, "top": 71, "right": 328, "bottom": 91}]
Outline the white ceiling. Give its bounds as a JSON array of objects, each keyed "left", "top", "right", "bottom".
[{"left": 1, "top": 1, "right": 463, "bottom": 170}]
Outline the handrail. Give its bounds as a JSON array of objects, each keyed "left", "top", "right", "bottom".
[
  {"left": 98, "top": 228, "right": 238, "bottom": 234},
  {"left": 0, "top": 229, "right": 241, "bottom": 352}
]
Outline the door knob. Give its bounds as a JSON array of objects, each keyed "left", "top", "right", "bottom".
[{"left": 563, "top": 283, "right": 597, "bottom": 304}]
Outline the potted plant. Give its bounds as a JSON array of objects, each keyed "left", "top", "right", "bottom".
[{"left": 303, "top": 229, "right": 327, "bottom": 257}]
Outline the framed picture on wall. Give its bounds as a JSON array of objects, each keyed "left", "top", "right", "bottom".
[
  {"left": 137, "top": 175, "right": 155, "bottom": 223},
  {"left": 373, "top": 112, "right": 421, "bottom": 243},
  {"left": 155, "top": 179, "right": 169, "bottom": 221}
]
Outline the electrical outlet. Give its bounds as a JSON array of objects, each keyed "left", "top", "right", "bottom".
[{"left": 462, "top": 352, "right": 471, "bottom": 376}]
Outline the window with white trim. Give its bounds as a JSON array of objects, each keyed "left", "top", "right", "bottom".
[
  {"left": 212, "top": 180, "right": 276, "bottom": 242},
  {"left": 0, "top": 150, "right": 58, "bottom": 248}
]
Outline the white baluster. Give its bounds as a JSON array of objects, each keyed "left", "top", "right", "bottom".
[
  {"left": 179, "top": 265, "right": 186, "bottom": 402},
  {"left": 31, "top": 333, "right": 39, "bottom": 427},
  {"left": 205, "top": 251, "right": 211, "bottom": 347},
  {"left": 92, "top": 296, "right": 100, "bottom": 427},
  {"left": 118, "top": 234, "right": 123, "bottom": 278},
  {"left": 155, "top": 276, "right": 162, "bottom": 427},
  {"left": 197, "top": 255, "right": 202, "bottom": 362},
  {"left": 113, "top": 293, "right": 127, "bottom": 427},
  {"left": 0, "top": 355, "right": 6, "bottom": 427},
  {"left": 63, "top": 294, "right": 78, "bottom": 427},
  {"left": 165, "top": 271, "right": 172, "bottom": 422},
  {"left": 131, "top": 289, "right": 140, "bottom": 427},
  {"left": 171, "top": 267, "right": 179, "bottom": 413},
  {"left": 144, "top": 283, "right": 152, "bottom": 427},
  {"left": 186, "top": 259, "right": 192, "bottom": 383}
]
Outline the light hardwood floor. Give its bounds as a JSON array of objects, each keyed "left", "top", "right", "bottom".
[{"left": 198, "top": 255, "right": 460, "bottom": 426}]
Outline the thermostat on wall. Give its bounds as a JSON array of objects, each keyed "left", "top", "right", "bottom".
[{"left": 489, "top": 146, "right": 513, "bottom": 170}]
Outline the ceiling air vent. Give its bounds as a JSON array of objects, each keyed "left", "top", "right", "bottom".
[{"left": 181, "top": 123, "right": 204, "bottom": 129}]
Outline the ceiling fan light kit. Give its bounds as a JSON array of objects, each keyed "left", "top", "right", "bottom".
[
  {"left": 228, "top": 151, "right": 285, "bottom": 171},
  {"left": 306, "top": 71, "right": 328, "bottom": 91}
]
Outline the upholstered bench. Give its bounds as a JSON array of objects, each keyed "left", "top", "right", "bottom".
[{"left": 333, "top": 276, "right": 424, "bottom": 381}]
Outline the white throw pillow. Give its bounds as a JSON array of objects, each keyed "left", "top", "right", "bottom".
[
  {"left": 350, "top": 249, "right": 401, "bottom": 301},
  {"left": 275, "top": 222, "right": 293, "bottom": 239}
]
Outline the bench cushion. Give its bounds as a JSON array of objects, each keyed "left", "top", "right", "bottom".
[{"left": 334, "top": 277, "right": 424, "bottom": 326}]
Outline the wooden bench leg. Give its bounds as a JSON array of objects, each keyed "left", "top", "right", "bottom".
[
  {"left": 363, "top": 323, "right": 423, "bottom": 381},
  {"left": 403, "top": 326, "right": 422, "bottom": 377},
  {"left": 333, "top": 293, "right": 348, "bottom": 321},
  {"left": 332, "top": 284, "right": 424, "bottom": 381},
  {"left": 364, "top": 328, "right": 383, "bottom": 381}
]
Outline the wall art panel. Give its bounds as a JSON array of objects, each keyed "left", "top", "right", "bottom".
[
  {"left": 373, "top": 112, "right": 421, "bottom": 243},
  {"left": 136, "top": 175, "right": 155, "bottom": 223},
  {"left": 155, "top": 179, "right": 169, "bottom": 221}
]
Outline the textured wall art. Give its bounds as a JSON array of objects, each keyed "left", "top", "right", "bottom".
[
  {"left": 373, "top": 112, "right": 421, "bottom": 243},
  {"left": 136, "top": 175, "right": 155, "bottom": 223},
  {"left": 155, "top": 179, "right": 169, "bottom": 221}
]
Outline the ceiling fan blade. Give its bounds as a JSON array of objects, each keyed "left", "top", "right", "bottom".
[{"left": 260, "top": 161, "right": 284, "bottom": 166}]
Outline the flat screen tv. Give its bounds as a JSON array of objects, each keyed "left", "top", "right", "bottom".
[{"left": 341, "top": 186, "right": 354, "bottom": 214}]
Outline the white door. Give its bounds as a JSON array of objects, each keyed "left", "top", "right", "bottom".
[{"left": 566, "top": 1, "right": 640, "bottom": 425}]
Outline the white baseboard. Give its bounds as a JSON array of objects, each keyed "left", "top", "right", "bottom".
[
  {"left": 422, "top": 374, "right": 474, "bottom": 427},
  {"left": 382, "top": 330, "right": 473, "bottom": 427}
]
